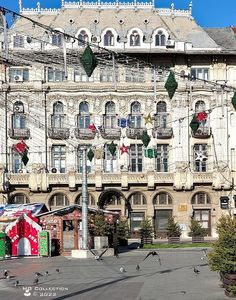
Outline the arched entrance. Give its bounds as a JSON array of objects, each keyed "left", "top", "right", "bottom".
[
  {"left": 98, "top": 189, "right": 125, "bottom": 213},
  {"left": 18, "top": 238, "right": 31, "bottom": 256}
]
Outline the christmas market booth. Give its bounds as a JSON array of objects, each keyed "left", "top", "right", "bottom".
[
  {"left": 0, "top": 203, "right": 48, "bottom": 257},
  {"left": 36, "top": 204, "right": 119, "bottom": 256}
]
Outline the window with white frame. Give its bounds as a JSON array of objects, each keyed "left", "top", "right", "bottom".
[
  {"left": 194, "top": 144, "right": 208, "bottom": 172},
  {"left": 153, "top": 192, "right": 172, "bottom": 205},
  {"left": 77, "top": 145, "right": 92, "bottom": 173},
  {"left": 78, "top": 30, "right": 89, "bottom": 46},
  {"left": 130, "top": 30, "right": 140, "bottom": 46},
  {"left": 104, "top": 144, "right": 118, "bottom": 173},
  {"left": 104, "top": 101, "right": 117, "bottom": 128},
  {"left": 100, "top": 66, "right": 114, "bottom": 82},
  {"left": 191, "top": 192, "right": 211, "bottom": 205},
  {"left": 9, "top": 68, "right": 29, "bottom": 82},
  {"left": 191, "top": 68, "right": 209, "bottom": 80},
  {"left": 129, "top": 102, "right": 142, "bottom": 128},
  {"left": 49, "top": 193, "right": 69, "bottom": 209},
  {"left": 155, "top": 101, "right": 168, "bottom": 128},
  {"left": 47, "top": 67, "right": 65, "bottom": 82},
  {"left": 52, "top": 33, "right": 62, "bottom": 46},
  {"left": 12, "top": 151, "right": 24, "bottom": 173},
  {"left": 125, "top": 67, "right": 145, "bottom": 82},
  {"left": 78, "top": 102, "right": 90, "bottom": 129},
  {"left": 51, "top": 145, "right": 66, "bottom": 173},
  {"left": 130, "top": 144, "right": 143, "bottom": 172},
  {"left": 104, "top": 30, "right": 114, "bottom": 46},
  {"left": 74, "top": 67, "right": 94, "bottom": 82},
  {"left": 129, "top": 192, "right": 147, "bottom": 205},
  {"left": 12, "top": 101, "right": 26, "bottom": 129},
  {"left": 155, "top": 30, "right": 166, "bottom": 46},
  {"left": 51, "top": 102, "right": 65, "bottom": 128},
  {"left": 11, "top": 194, "right": 29, "bottom": 204},
  {"left": 75, "top": 194, "right": 95, "bottom": 205},
  {"left": 13, "top": 35, "right": 24, "bottom": 48},
  {"left": 156, "top": 144, "right": 169, "bottom": 172}
]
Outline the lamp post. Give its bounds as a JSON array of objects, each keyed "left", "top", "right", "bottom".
[{"left": 81, "top": 146, "right": 88, "bottom": 249}]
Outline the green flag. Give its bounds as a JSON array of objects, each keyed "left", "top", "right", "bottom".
[
  {"left": 80, "top": 45, "right": 98, "bottom": 77},
  {"left": 164, "top": 71, "right": 178, "bottom": 99},
  {"left": 144, "top": 148, "right": 157, "bottom": 158},
  {"left": 141, "top": 131, "right": 150, "bottom": 148},
  {"left": 232, "top": 92, "right": 236, "bottom": 110},
  {"left": 108, "top": 141, "right": 116, "bottom": 156},
  {"left": 190, "top": 115, "right": 200, "bottom": 134},
  {"left": 87, "top": 148, "right": 94, "bottom": 162},
  {"left": 21, "top": 152, "right": 29, "bottom": 166}
]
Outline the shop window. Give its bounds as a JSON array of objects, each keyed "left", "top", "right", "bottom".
[{"left": 130, "top": 212, "right": 144, "bottom": 231}]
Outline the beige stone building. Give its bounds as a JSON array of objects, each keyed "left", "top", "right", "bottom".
[{"left": 0, "top": 1, "right": 236, "bottom": 238}]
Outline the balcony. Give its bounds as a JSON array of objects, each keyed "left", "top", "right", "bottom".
[
  {"left": 74, "top": 128, "right": 96, "bottom": 140},
  {"left": 192, "top": 126, "right": 211, "bottom": 139},
  {"left": 154, "top": 127, "right": 173, "bottom": 139},
  {"left": 100, "top": 127, "right": 121, "bottom": 140},
  {"left": 48, "top": 127, "right": 70, "bottom": 140},
  {"left": 126, "top": 128, "right": 146, "bottom": 139},
  {"left": 8, "top": 128, "right": 30, "bottom": 139}
]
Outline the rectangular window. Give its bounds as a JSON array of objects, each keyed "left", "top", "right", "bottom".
[
  {"left": 74, "top": 69, "right": 94, "bottom": 82},
  {"left": 51, "top": 115, "right": 64, "bottom": 128},
  {"left": 130, "top": 144, "right": 143, "bottom": 172},
  {"left": 78, "top": 115, "right": 90, "bottom": 129},
  {"left": 129, "top": 116, "right": 142, "bottom": 128},
  {"left": 12, "top": 115, "right": 26, "bottom": 129},
  {"left": 104, "top": 115, "right": 117, "bottom": 128},
  {"left": 52, "top": 34, "right": 62, "bottom": 47},
  {"left": 103, "top": 145, "right": 117, "bottom": 173},
  {"left": 130, "top": 212, "right": 144, "bottom": 231},
  {"left": 194, "top": 144, "right": 207, "bottom": 172},
  {"left": 154, "top": 209, "right": 172, "bottom": 231},
  {"left": 13, "top": 35, "right": 24, "bottom": 48},
  {"left": 12, "top": 152, "right": 23, "bottom": 173},
  {"left": 47, "top": 68, "right": 65, "bottom": 82},
  {"left": 9, "top": 68, "right": 29, "bottom": 82},
  {"left": 156, "top": 144, "right": 169, "bottom": 172},
  {"left": 125, "top": 68, "right": 145, "bottom": 82},
  {"left": 191, "top": 68, "right": 209, "bottom": 80},
  {"left": 52, "top": 145, "right": 66, "bottom": 173},
  {"left": 77, "top": 146, "right": 92, "bottom": 173}
]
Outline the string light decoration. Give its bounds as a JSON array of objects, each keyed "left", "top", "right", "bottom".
[
  {"left": 141, "top": 131, "right": 150, "bottom": 148},
  {"left": 164, "top": 71, "right": 178, "bottom": 99},
  {"left": 80, "top": 45, "right": 98, "bottom": 77}
]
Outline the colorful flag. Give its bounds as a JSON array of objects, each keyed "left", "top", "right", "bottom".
[
  {"left": 120, "top": 144, "right": 129, "bottom": 155},
  {"left": 196, "top": 111, "right": 207, "bottom": 122},
  {"left": 89, "top": 124, "right": 97, "bottom": 132},
  {"left": 144, "top": 148, "right": 157, "bottom": 158},
  {"left": 118, "top": 118, "right": 130, "bottom": 128},
  {"left": 13, "top": 140, "right": 29, "bottom": 166}
]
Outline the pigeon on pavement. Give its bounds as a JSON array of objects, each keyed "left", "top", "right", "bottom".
[{"left": 143, "top": 251, "right": 161, "bottom": 265}]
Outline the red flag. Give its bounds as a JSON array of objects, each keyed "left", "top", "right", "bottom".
[
  {"left": 14, "top": 140, "right": 28, "bottom": 154},
  {"left": 89, "top": 124, "right": 97, "bottom": 132},
  {"left": 196, "top": 111, "right": 207, "bottom": 122}
]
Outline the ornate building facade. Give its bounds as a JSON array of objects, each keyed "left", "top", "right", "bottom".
[{"left": 0, "top": 1, "right": 236, "bottom": 238}]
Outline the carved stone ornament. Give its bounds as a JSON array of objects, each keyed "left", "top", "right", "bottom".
[{"left": 176, "top": 162, "right": 189, "bottom": 172}]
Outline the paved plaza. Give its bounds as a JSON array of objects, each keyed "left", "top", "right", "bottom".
[{"left": 0, "top": 247, "right": 229, "bottom": 300}]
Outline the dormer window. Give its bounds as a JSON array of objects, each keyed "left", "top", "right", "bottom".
[
  {"left": 78, "top": 30, "right": 89, "bottom": 46},
  {"left": 52, "top": 33, "right": 62, "bottom": 47},
  {"left": 13, "top": 35, "right": 24, "bottom": 48},
  {"left": 155, "top": 30, "right": 166, "bottom": 46},
  {"left": 104, "top": 30, "right": 114, "bottom": 46},
  {"left": 130, "top": 30, "right": 140, "bottom": 46}
]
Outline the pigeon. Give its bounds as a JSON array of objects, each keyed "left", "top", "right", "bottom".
[
  {"left": 89, "top": 247, "right": 109, "bottom": 261},
  {"left": 56, "top": 269, "right": 60, "bottom": 273},
  {"left": 143, "top": 251, "right": 161, "bottom": 265},
  {"left": 35, "top": 272, "right": 43, "bottom": 277},
  {"left": 13, "top": 280, "right": 19, "bottom": 287},
  {"left": 194, "top": 267, "right": 200, "bottom": 274},
  {"left": 119, "top": 266, "right": 126, "bottom": 273},
  {"left": 3, "top": 270, "right": 10, "bottom": 279},
  {"left": 201, "top": 249, "right": 208, "bottom": 260},
  {"left": 33, "top": 277, "right": 39, "bottom": 285},
  {"left": 136, "top": 264, "right": 140, "bottom": 271},
  {"left": 45, "top": 271, "right": 49, "bottom": 276}
]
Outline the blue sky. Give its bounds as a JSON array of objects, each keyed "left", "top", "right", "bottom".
[{"left": 1, "top": 0, "right": 236, "bottom": 28}]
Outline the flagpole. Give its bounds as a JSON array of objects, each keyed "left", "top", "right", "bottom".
[{"left": 81, "top": 145, "right": 88, "bottom": 250}]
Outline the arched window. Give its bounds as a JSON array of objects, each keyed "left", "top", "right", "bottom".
[
  {"left": 12, "top": 101, "right": 26, "bottom": 129},
  {"left": 52, "top": 33, "right": 62, "bottom": 46},
  {"left": 78, "top": 101, "right": 90, "bottom": 129},
  {"left": 75, "top": 194, "right": 95, "bottom": 206},
  {"left": 51, "top": 102, "right": 64, "bottom": 128},
  {"left": 128, "top": 192, "right": 146, "bottom": 205},
  {"left": 195, "top": 100, "right": 206, "bottom": 113},
  {"left": 155, "top": 101, "right": 167, "bottom": 128},
  {"left": 104, "top": 30, "right": 114, "bottom": 46},
  {"left": 13, "top": 35, "right": 24, "bottom": 48},
  {"left": 78, "top": 30, "right": 89, "bottom": 46},
  {"left": 191, "top": 192, "right": 211, "bottom": 205},
  {"left": 49, "top": 193, "right": 69, "bottom": 210},
  {"left": 10, "top": 194, "right": 29, "bottom": 204},
  {"left": 153, "top": 192, "right": 172, "bottom": 205},
  {"left": 104, "top": 101, "right": 116, "bottom": 128},
  {"left": 130, "top": 30, "right": 140, "bottom": 46},
  {"left": 130, "top": 102, "right": 142, "bottom": 128},
  {"left": 155, "top": 31, "right": 166, "bottom": 46}
]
